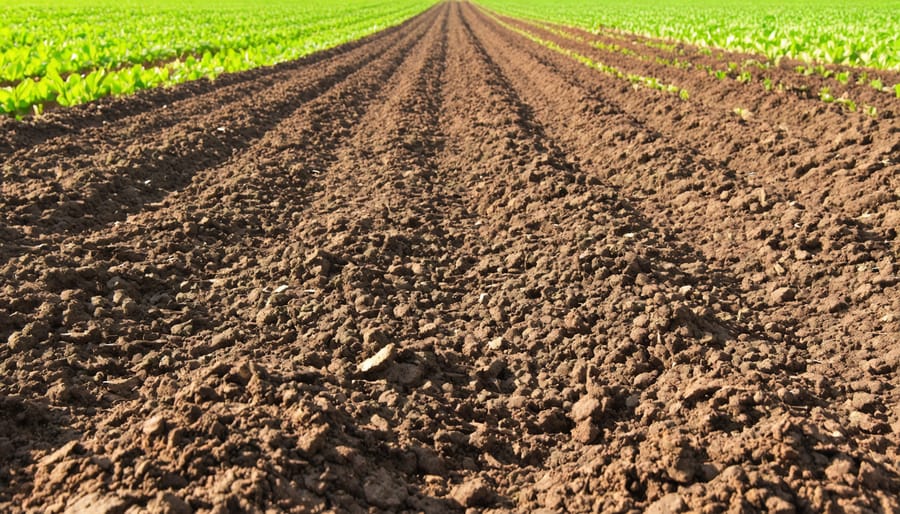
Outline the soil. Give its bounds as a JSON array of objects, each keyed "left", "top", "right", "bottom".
[{"left": 1, "top": 2, "right": 898, "bottom": 513}]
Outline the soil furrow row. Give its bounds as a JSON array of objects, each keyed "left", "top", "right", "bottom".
[
  {"left": 0, "top": 8, "right": 440, "bottom": 257},
  {"left": 505, "top": 15, "right": 900, "bottom": 117},
  {"left": 470, "top": 1, "right": 898, "bottom": 332},
  {"left": 0, "top": 2, "right": 898, "bottom": 513},
  {"left": 1, "top": 8, "right": 454, "bottom": 510},
  {"left": 0, "top": 10, "right": 436, "bottom": 155},
  {"left": 464, "top": 4, "right": 899, "bottom": 511},
  {"left": 0, "top": 6, "right": 441, "bottom": 274}
]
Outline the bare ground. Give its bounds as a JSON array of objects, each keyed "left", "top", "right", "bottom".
[{"left": 1, "top": 2, "right": 898, "bottom": 513}]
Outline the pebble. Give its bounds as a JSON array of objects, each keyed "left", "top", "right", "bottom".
[
  {"left": 769, "top": 287, "right": 796, "bottom": 305},
  {"left": 358, "top": 343, "right": 397, "bottom": 375},
  {"left": 142, "top": 414, "right": 167, "bottom": 437},
  {"left": 255, "top": 307, "right": 279, "bottom": 326}
]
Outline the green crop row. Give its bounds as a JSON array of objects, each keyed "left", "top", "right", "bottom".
[
  {"left": 515, "top": 17, "right": 885, "bottom": 114},
  {"left": 1, "top": 0, "right": 435, "bottom": 117},
  {"left": 475, "top": 0, "right": 900, "bottom": 71},
  {"left": 482, "top": 8, "right": 690, "bottom": 100}
]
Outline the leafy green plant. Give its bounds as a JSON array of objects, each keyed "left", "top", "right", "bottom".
[
  {"left": 478, "top": 0, "right": 900, "bottom": 71},
  {"left": 732, "top": 106, "right": 751, "bottom": 120},
  {"left": 834, "top": 97, "right": 856, "bottom": 111},
  {"left": 1, "top": 0, "right": 434, "bottom": 116},
  {"left": 484, "top": 10, "right": 688, "bottom": 99}
]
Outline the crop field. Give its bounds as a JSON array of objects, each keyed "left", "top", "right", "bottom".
[
  {"left": 0, "top": 0, "right": 434, "bottom": 116},
  {"left": 1, "top": 1, "right": 899, "bottom": 513},
  {"left": 480, "top": 0, "right": 900, "bottom": 71}
]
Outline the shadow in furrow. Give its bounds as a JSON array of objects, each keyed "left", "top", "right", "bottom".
[
  {"left": 0, "top": 8, "right": 438, "bottom": 154},
  {"left": 462, "top": 4, "right": 756, "bottom": 332},
  {"left": 0, "top": 7, "right": 444, "bottom": 267}
]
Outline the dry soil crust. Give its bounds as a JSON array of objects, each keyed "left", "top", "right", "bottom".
[{"left": 0, "top": 2, "right": 899, "bottom": 513}]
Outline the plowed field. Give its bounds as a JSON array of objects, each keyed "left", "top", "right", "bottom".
[{"left": 1, "top": 2, "right": 899, "bottom": 513}]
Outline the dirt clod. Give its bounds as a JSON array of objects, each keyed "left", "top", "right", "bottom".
[{"left": 450, "top": 477, "right": 495, "bottom": 508}]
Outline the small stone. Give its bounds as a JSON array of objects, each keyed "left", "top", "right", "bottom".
[
  {"left": 170, "top": 321, "right": 193, "bottom": 336},
  {"left": 682, "top": 380, "right": 721, "bottom": 404},
  {"left": 142, "top": 414, "right": 167, "bottom": 437},
  {"left": 823, "top": 297, "right": 848, "bottom": 313},
  {"left": 450, "top": 478, "right": 494, "bottom": 508},
  {"left": 112, "top": 290, "right": 130, "bottom": 305},
  {"left": 849, "top": 392, "right": 877, "bottom": 413},
  {"left": 230, "top": 360, "right": 253, "bottom": 385},
  {"left": 848, "top": 410, "right": 886, "bottom": 432},
  {"left": 358, "top": 344, "right": 396, "bottom": 375},
  {"left": 633, "top": 371, "right": 657, "bottom": 389},
  {"left": 121, "top": 299, "right": 141, "bottom": 317},
  {"left": 211, "top": 328, "right": 239, "bottom": 348},
  {"left": 629, "top": 327, "right": 649, "bottom": 344},
  {"left": 664, "top": 443, "right": 698, "bottom": 484},
  {"left": 40, "top": 440, "right": 82, "bottom": 467},
  {"left": 47, "top": 381, "right": 74, "bottom": 403},
  {"left": 564, "top": 310, "right": 587, "bottom": 332},
  {"left": 858, "top": 460, "right": 887, "bottom": 489},
  {"left": 106, "top": 276, "right": 129, "bottom": 290},
  {"left": 268, "top": 292, "right": 290, "bottom": 307},
  {"left": 825, "top": 455, "right": 856, "bottom": 482},
  {"left": 769, "top": 287, "right": 796, "bottom": 305}
]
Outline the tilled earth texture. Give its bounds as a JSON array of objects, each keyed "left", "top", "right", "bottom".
[{"left": 1, "top": 3, "right": 899, "bottom": 514}]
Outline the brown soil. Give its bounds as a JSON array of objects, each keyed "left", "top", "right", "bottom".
[{"left": 1, "top": 2, "right": 898, "bottom": 513}]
